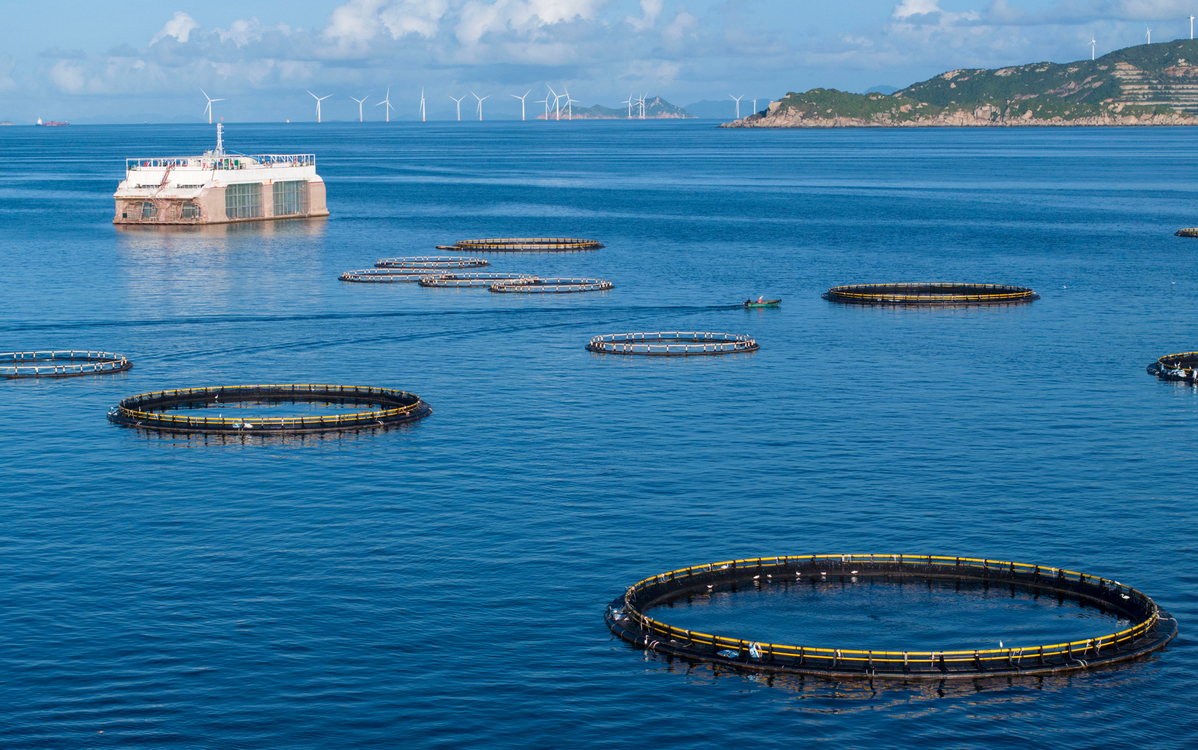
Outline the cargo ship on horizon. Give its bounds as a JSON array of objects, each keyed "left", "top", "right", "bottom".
[
  {"left": 36, "top": 118, "right": 69, "bottom": 126},
  {"left": 113, "top": 124, "right": 328, "bottom": 225}
]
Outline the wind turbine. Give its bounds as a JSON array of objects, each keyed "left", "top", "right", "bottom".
[
  {"left": 201, "top": 89, "right": 224, "bottom": 125},
  {"left": 1191, "top": 15, "right": 1194, "bottom": 39},
  {"left": 449, "top": 95, "right": 465, "bottom": 121},
  {"left": 621, "top": 94, "right": 633, "bottom": 118},
  {"left": 730, "top": 94, "right": 744, "bottom": 119},
  {"left": 472, "top": 92, "right": 489, "bottom": 121},
  {"left": 307, "top": 90, "right": 331, "bottom": 123},
  {"left": 420, "top": 88, "right": 426, "bottom": 122},
  {"left": 376, "top": 88, "right": 394, "bottom": 122},
  {"left": 563, "top": 87, "right": 578, "bottom": 120},
  {"left": 350, "top": 94, "right": 369, "bottom": 122},
  {"left": 639, "top": 93, "right": 647, "bottom": 119},
  {"left": 1146, "top": 26, "right": 1152, "bottom": 44},
  {"left": 510, "top": 90, "right": 531, "bottom": 121},
  {"left": 1090, "top": 36, "right": 1096, "bottom": 60},
  {"left": 548, "top": 86, "right": 561, "bottom": 120},
  {"left": 537, "top": 92, "right": 550, "bottom": 120}
]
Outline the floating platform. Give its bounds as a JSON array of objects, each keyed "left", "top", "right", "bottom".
[
  {"left": 419, "top": 273, "right": 535, "bottom": 288},
  {"left": 2, "top": 350, "right": 132, "bottom": 379},
  {"left": 1147, "top": 351, "right": 1198, "bottom": 383},
  {"left": 606, "top": 554, "right": 1176, "bottom": 680},
  {"left": 491, "top": 277, "right": 612, "bottom": 294},
  {"left": 824, "top": 283, "right": 1039, "bottom": 306},
  {"left": 435, "top": 238, "right": 604, "bottom": 253},
  {"left": 1175, "top": 228, "right": 1198, "bottom": 237},
  {"left": 340, "top": 269, "right": 431, "bottom": 283},
  {"left": 375, "top": 257, "right": 489, "bottom": 269},
  {"left": 586, "top": 332, "right": 758, "bottom": 356},
  {"left": 108, "top": 384, "right": 431, "bottom": 434}
]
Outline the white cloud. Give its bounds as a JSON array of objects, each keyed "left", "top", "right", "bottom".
[
  {"left": 49, "top": 60, "right": 86, "bottom": 92},
  {"left": 0, "top": 55, "right": 15, "bottom": 91},
  {"left": 893, "top": 0, "right": 941, "bottom": 20},
  {"left": 455, "top": 0, "right": 608, "bottom": 46},
  {"left": 217, "top": 18, "right": 265, "bottom": 47},
  {"left": 151, "top": 11, "right": 201, "bottom": 44},
  {"left": 663, "top": 10, "right": 697, "bottom": 42},
  {"left": 325, "top": 0, "right": 448, "bottom": 46},
  {"left": 626, "top": 0, "right": 663, "bottom": 31}
]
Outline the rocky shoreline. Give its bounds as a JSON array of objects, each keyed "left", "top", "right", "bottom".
[{"left": 721, "top": 101, "right": 1197, "bottom": 128}]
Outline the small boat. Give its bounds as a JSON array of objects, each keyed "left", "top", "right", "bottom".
[{"left": 743, "top": 299, "right": 781, "bottom": 308}]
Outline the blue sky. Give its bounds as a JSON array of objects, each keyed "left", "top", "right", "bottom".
[{"left": 3, "top": 0, "right": 1198, "bottom": 121}]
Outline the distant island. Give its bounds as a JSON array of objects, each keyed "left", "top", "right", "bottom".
[
  {"left": 538, "top": 96, "right": 693, "bottom": 119},
  {"left": 723, "top": 40, "right": 1198, "bottom": 128}
]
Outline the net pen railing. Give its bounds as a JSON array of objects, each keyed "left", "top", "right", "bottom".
[
  {"left": 1149, "top": 351, "right": 1198, "bottom": 382},
  {"left": 436, "top": 238, "right": 604, "bottom": 252},
  {"left": 825, "top": 283, "right": 1039, "bottom": 304},
  {"left": 420, "top": 273, "right": 536, "bottom": 288},
  {"left": 1, "top": 350, "right": 132, "bottom": 378},
  {"left": 374, "top": 257, "right": 490, "bottom": 269},
  {"left": 340, "top": 269, "right": 432, "bottom": 283},
  {"left": 490, "top": 277, "right": 612, "bottom": 294},
  {"left": 607, "top": 554, "right": 1175, "bottom": 677},
  {"left": 586, "top": 332, "right": 758, "bottom": 356}
]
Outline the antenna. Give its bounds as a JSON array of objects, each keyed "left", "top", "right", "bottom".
[
  {"left": 450, "top": 95, "right": 465, "bottom": 121},
  {"left": 730, "top": 94, "right": 744, "bottom": 119},
  {"left": 472, "top": 91, "right": 489, "bottom": 121},
  {"left": 201, "top": 89, "right": 225, "bottom": 125},
  {"left": 350, "top": 95, "right": 369, "bottom": 122},
  {"left": 375, "top": 88, "right": 394, "bottom": 122},
  {"left": 307, "top": 90, "right": 331, "bottom": 123},
  {"left": 510, "top": 90, "right": 531, "bottom": 121},
  {"left": 216, "top": 122, "right": 224, "bottom": 155}
]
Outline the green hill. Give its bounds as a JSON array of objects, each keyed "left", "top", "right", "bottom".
[{"left": 542, "top": 96, "right": 693, "bottom": 119}]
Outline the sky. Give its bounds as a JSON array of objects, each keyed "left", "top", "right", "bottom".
[{"left": 3, "top": 0, "right": 1198, "bottom": 121}]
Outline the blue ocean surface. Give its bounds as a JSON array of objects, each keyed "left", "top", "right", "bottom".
[{"left": 1, "top": 121, "right": 1196, "bottom": 747}]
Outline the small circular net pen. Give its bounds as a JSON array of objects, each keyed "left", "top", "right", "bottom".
[
  {"left": 2, "top": 351, "right": 132, "bottom": 379},
  {"left": 340, "top": 269, "right": 432, "bottom": 283},
  {"left": 586, "top": 332, "right": 758, "bottom": 356},
  {"left": 419, "top": 273, "right": 536, "bottom": 288},
  {"left": 108, "top": 384, "right": 432, "bottom": 435},
  {"left": 490, "top": 277, "right": 612, "bottom": 294},
  {"left": 435, "top": 238, "right": 604, "bottom": 253},
  {"left": 1175, "top": 228, "right": 1198, "bottom": 237},
  {"left": 823, "top": 283, "right": 1039, "bottom": 306},
  {"left": 1147, "top": 351, "right": 1198, "bottom": 383},
  {"left": 605, "top": 554, "right": 1176, "bottom": 679},
  {"left": 374, "top": 256, "right": 490, "bottom": 269}
]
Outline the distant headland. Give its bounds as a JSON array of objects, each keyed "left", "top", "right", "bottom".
[
  {"left": 538, "top": 96, "right": 693, "bottom": 120},
  {"left": 722, "top": 40, "right": 1198, "bottom": 128}
]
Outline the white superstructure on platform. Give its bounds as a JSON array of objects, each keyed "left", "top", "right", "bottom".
[{"left": 113, "top": 124, "right": 328, "bottom": 225}]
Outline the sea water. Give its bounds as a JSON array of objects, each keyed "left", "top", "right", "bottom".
[{"left": 1, "top": 121, "right": 1196, "bottom": 746}]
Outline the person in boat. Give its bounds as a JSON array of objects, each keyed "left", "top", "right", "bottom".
[
  {"left": 757, "top": 295, "right": 764, "bottom": 303},
  {"left": 745, "top": 298, "right": 752, "bottom": 306}
]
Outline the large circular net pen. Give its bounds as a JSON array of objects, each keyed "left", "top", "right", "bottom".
[
  {"left": 108, "top": 384, "right": 431, "bottom": 434},
  {"left": 2, "top": 351, "right": 132, "bottom": 379},
  {"left": 824, "top": 283, "right": 1039, "bottom": 306},
  {"left": 1147, "top": 351, "right": 1198, "bottom": 383},
  {"left": 491, "top": 278, "right": 612, "bottom": 294},
  {"left": 435, "top": 238, "right": 604, "bottom": 252},
  {"left": 605, "top": 554, "right": 1176, "bottom": 679},
  {"left": 587, "top": 332, "right": 758, "bottom": 356},
  {"left": 340, "top": 269, "right": 432, "bottom": 283},
  {"left": 1175, "top": 228, "right": 1198, "bottom": 237},
  {"left": 419, "top": 273, "right": 536, "bottom": 288},
  {"left": 375, "top": 256, "right": 489, "bottom": 269}
]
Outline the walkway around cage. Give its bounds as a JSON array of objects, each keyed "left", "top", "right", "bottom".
[
  {"left": 1147, "top": 351, "right": 1198, "bottom": 383},
  {"left": 586, "top": 332, "right": 758, "bottom": 356},
  {"left": 606, "top": 554, "right": 1176, "bottom": 679},
  {"left": 491, "top": 277, "right": 612, "bottom": 294},
  {"left": 374, "top": 256, "right": 490, "bottom": 269},
  {"left": 824, "top": 283, "right": 1039, "bottom": 306},
  {"left": 108, "top": 384, "right": 431, "bottom": 434},
  {"left": 1175, "top": 228, "right": 1198, "bottom": 238},
  {"left": 419, "top": 273, "right": 536, "bottom": 288},
  {"left": 340, "top": 269, "right": 433, "bottom": 283},
  {"left": 435, "top": 237, "right": 604, "bottom": 252},
  {"left": 2, "top": 351, "right": 133, "bottom": 379}
]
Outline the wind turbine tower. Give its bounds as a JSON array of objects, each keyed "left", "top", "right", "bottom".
[
  {"left": 510, "top": 90, "right": 531, "bottom": 121},
  {"left": 564, "top": 88, "right": 578, "bottom": 120},
  {"left": 449, "top": 95, "right": 465, "bottom": 121},
  {"left": 730, "top": 94, "right": 744, "bottom": 119},
  {"left": 420, "top": 88, "right": 426, "bottom": 122},
  {"left": 376, "top": 88, "right": 394, "bottom": 122},
  {"left": 1192, "top": 15, "right": 1195, "bottom": 39},
  {"left": 621, "top": 95, "right": 633, "bottom": 118},
  {"left": 472, "top": 92, "right": 489, "bottom": 121},
  {"left": 307, "top": 90, "right": 331, "bottom": 123},
  {"left": 548, "top": 87, "right": 561, "bottom": 120},
  {"left": 1090, "top": 36, "right": 1096, "bottom": 60},
  {"left": 350, "top": 95, "right": 369, "bottom": 122},
  {"left": 201, "top": 89, "right": 225, "bottom": 125},
  {"left": 1146, "top": 26, "right": 1152, "bottom": 44},
  {"left": 537, "top": 92, "right": 550, "bottom": 120},
  {"left": 639, "top": 94, "right": 646, "bottom": 119}
]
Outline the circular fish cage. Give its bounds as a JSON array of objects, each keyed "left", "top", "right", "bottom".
[
  {"left": 490, "top": 277, "right": 612, "bottom": 294},
  {"left": 108, "top": 384, "right": 432, "bottom": 434},
  {"left": 823, "top": 283, "right": 1039, "bottom": 306},
  {"left": 2, "top": 350, "right": 132, "bottom": 379},
  {"left": 586, "top": 332, "right": 758, "bottom": 356},
  {"left": 1147, "top": 351, "right": 1198, "bottom": 383},
  {"left": 419, "top": 272, "right": 536, "bottom": 288},
  {"left": 375, "top": 256, "right": 490, "bottom": 269},
  {"left": 1174, "top": 228, "right": 1198, "bottom": 238},
  {"left": 606, "top": 554, "right": 1177, "bottom": 680},
  {"left": 435, "top": 238, "right": 604, "bottom": 253},
  {"left": 340, "top": 269, "right": 431, "bottom": 283}
]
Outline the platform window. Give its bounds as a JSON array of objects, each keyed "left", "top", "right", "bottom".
[
  {"left": 272, "top": 180, "right": 308, "bottom": 216},
  {"left": 225, "top": 183, "right": 263, "bottom": 219},
  {"left": 181, "top": 202, "right": 200, "bottom": 219},
  {"left": 140, "top": 202, "right": 157, "bottom": 220}
]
